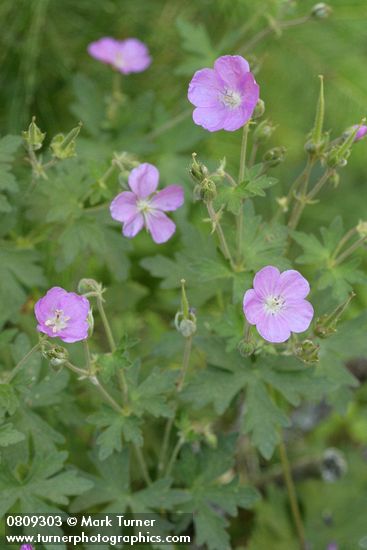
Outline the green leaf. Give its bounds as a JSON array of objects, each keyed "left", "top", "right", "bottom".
[
  {"left": 88, "top": 408, "right": 143, "bottom": 460},
  {"left": 175, "top": 437, "right": 260, "bottom": 550},
  {"left": 175, "top": 18, "right": 216, "bottom": 76},
  {"left": 0, "top": 423, "right": 25, "bottom": 447},
  {"left": 0, "top": 135, "right": 22, "bottom": 212},
  {"left": 130, "top": 368, "right": 178, "bottom": 418},
  {"left": 241, "top": 201, "right": 291, "bottom": 272},
  {"left": 0, "top": 247, "right": 46, "bottom": 328},
  {"left": 243, "top": 378, "right": 290, "bottom": 459},
  {"left": 0, "top": 450, "right": 93, "bottom": 516}
]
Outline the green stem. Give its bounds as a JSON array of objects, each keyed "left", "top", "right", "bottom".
[
  {"left": 240, "top": 15, "right": 310, "bottom": 53},
  {"left": 177, "top": 336, "right": 193, "bottom": 392},
  {"left": 134, "top": 444, "right": 152, "bottom": 485},
  {"left": 287, "top": 158, "right": 314, "bottom": 230},
  {"left": 158, "top": 335, "right": 193, "bottom": 476},
  {"left": 7, "top": 342, "right": 41, "bottom": 382},
  {"left": 278, "top": 436, "right": 306, "bottom": 550},
  {"left": 331, "top": 227, "right": 357, "bottom": 260},
  {"left": 334, "top": 236, "right": 366, "bottom": 266},
  {"left": 83, "top": 340, "right": 92, "bottom": 375},
  {"left": 165, "top": 437, "right": 184, "bottom": 478},
  {"left": 306, "top": 169, "right": 331, "bottom": 201},
  {"left": 237, "top": 123, "right": 249, "bottom": 263},
  {"left": 96, "top": 296, "right": 116, "bottom": 352},
  {"left": 146, "top": 108, "right": 191, "bottom": 140},
  {"left": 206, "top": 202, "right": 236, "bottom": 270}
]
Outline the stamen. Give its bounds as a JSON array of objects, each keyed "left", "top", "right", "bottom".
[
  {"left": 45, "top": 309, "right": 70, "bottom": 333},
  {"left": 264, "top": 295, "right": 286, "bottom": 315},
  {"left": 220, "top": 89, "right": 242, "bottom": 109}
]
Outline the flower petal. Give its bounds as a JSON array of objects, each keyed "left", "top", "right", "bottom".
[
  {"left": 115, "top": 38, "right": 151, "bottom": 74},
  {"left": 110, "top": 191, "right": 138, "bottom": 222},
  {"left": 87, "top": 37, "right": 119, "bottom": 64},
  {"left": 214, "top": 55, "right": 250, "bottom": 89},
  {"left": 253, "top": 266, "right": 281, "bottom": 298},
  {"left": 150, "top": 185, "right": 184, "bottom": 211},
  {"left": 122, "top": 213, "right": 144, "bottom": 238},
  {"left": 57, "top": 320, "right": 90, "bottom": 343},
  {"left": 282, "top": 299, "right": 314, "bottom": 333},
  {"left": 188, "top": 68, "right": 223, "bottom": 108},
  {"left": 276, "top": 270, "right": 310, "bottom": 300},
  {"left": 60, "top": 293, "right": 90, "bottom": 320},
  {"left": 256, "top": 313, "right": 291, "bottom": 343},
  {"left": 34, "top": 287, "right": 66, "bottom": 322},
  {"left": 243, "top": 289, "right": 264, "bottom": 324},
  {"left": 192, "top": 105, "right": 227, "bottom": 132},
  {"left": 128, "top": 163, "right": 159, "bottom": 198},
  {"left": 145, "top": 210, "right": 176, "bottom": 243}
]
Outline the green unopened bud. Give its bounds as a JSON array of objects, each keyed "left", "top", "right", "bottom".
[
  {"left": 175, "top": 280, "right": 197, "bottom": 338},
  {"left": 78, "top": 278, "right": 103, "bottom": 296},
  {"left": 326, "top": 146, "right": 349, "bottom": 169},
  {"left": 50, "top": 122, "right": 82, "bottom": 159},
  {"left": 253, "top": 119, "right": 275, "bottom": 143},
  {"left": 238, "top": 339, "right": 256, "bottom": 357},
  {"left": 306, "top": 75, "right": 327, "bottom": 156},
  {"left": 263, "top": 146, "right": 286, "bottom": 167},
  {"left": 356, "top": 220, "right": 367, "bottom": 238},
  {"left": 190, "top": 152, "right": 209, "bottom": 182},
  {"left": 311, "top": 3, "right": 332, "bottom": 19},
  {"left": 43, "top": 345, "right": 69, "bottom": 368},
  {"left": 295, "top": 339, "right": 320, "bottom": 364},
  {"left": 194, "top": 178, "right": 217, "bottom": 202},
  {"left": 22, "top": 116, "right": 46, "bottom": 151},
  {"left": 252, "top": 99, "right": 265, "bottom": 119}
]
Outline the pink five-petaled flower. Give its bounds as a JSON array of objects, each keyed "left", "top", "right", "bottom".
[
  {"left": 188, "top": 55, "right": 260, "bottom": 132},
  {"left": 243, "top": 266, "right": 314, "bottom": 344},
  {"left": 87, "top": 37, "right": 151, "bottom": 74},
  {"left": 110, "top": 163, "right": 184, "bottom": 244},
  {"left": 35, "top": 287, "right": 90, "bottom": 343}
]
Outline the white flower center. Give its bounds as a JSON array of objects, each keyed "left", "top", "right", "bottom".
[
  {"left": 45, "top": 309, "right": 70, "bottom": 334},
  {"left": 220, "top": 89, "right": 242, "bottom": 109},
  {"left": 264, "top": 295, "right": 286, "bottom": 315},
  {"left": 114, "top": 52, "right": 125, "bottom": 68},
  {"left": 137, "top": 199, "right": 152, "bottom": 213}
]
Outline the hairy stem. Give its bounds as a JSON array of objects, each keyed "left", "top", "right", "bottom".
[
  {"left": 96, "top": 295, "right": 116, "bottom": 352},
  {"left": 135, "top": 444, "right": 152, "bottom": 485},
  {"left": 334, "top": 237, "right": 366, "bottom": 266},
  {"left": 278, "top": 436, "right": 306, "bottom": 550},
  {"left": 158, "top": 335, "right": 193, "bottom": 476},
  {"left": 7, "top": 342, "right": 41, "bottom": 382},
  {"left": 207, "top": 202, "right": 236, "bottom": 269},
  {"left": 165, "top": 437, "right": 184, "bottom": 478},
  {"left": 331, "top": 227, "right": 357, "bottom": 260},
  {"left": 237, "top": 123, "right": 249, "bottom": 263}
]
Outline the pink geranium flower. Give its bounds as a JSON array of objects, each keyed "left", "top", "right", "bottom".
[
  {"left": 243, "top": 266, "right": 314, "bottom": 343},
  {"left": 20, "top": 546, "right": 34, "bottom": 550},
  {"left": 188, "top": 55, "right": 260, "bottom": 132},
  {"left": 35, "top": 287, "right": 90, "bottom": 343},
  {"left": 110, "top": 163, "right": 184, "bottom": 244},
  {"left": 87, "top": 37, "right": 151, "bottom": 74}
]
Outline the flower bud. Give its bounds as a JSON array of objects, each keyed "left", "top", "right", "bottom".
[
  {"left": 50, "top": 122, "right": 82, "bottom": 159},
  {"left": 194, "top": 178, "right": 217, "bottom": 202},
  {"left": 43, "top": 345, "right": 69, "bottom": 368},
  {"left": 253, "top": 119, "right": 275, "bottom": 143},
  {"left": 295, "top": 339, "right": 320, "bottom": 364},
  {"left": 314, "top": 292, "right": 355, "bottom": 338},
  {"left": 175, "top": 279, "right": 197, "bottom": 338},
  {"left": 343, "top": 124, "right": 367, "bottom": 143},
  {"left": 22, "top": 116, "right": 46, "bottom": 151},
  {"left": 263, "top": 146, "right": 286, "bottom": 167},
  {"left": 329, "top": 171, "right": 340, "bottom": 188},
  {"left": 238, "top": 339, "right": 256, "bottom": 357},
  {"left": 78, "top": 278, "right": 103, "bottom": 296},
  {"left": 190, "top": 152, "right": 209, "bottom": 183},
  {"left": 311, "top": 3, "right": 332, "bottom": 19},
  {"left": 252, "top": 99, "right": 265, "bottom": 120},
  {"left": 321, "top": 448, "right": 347, "bottom": 482}
]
